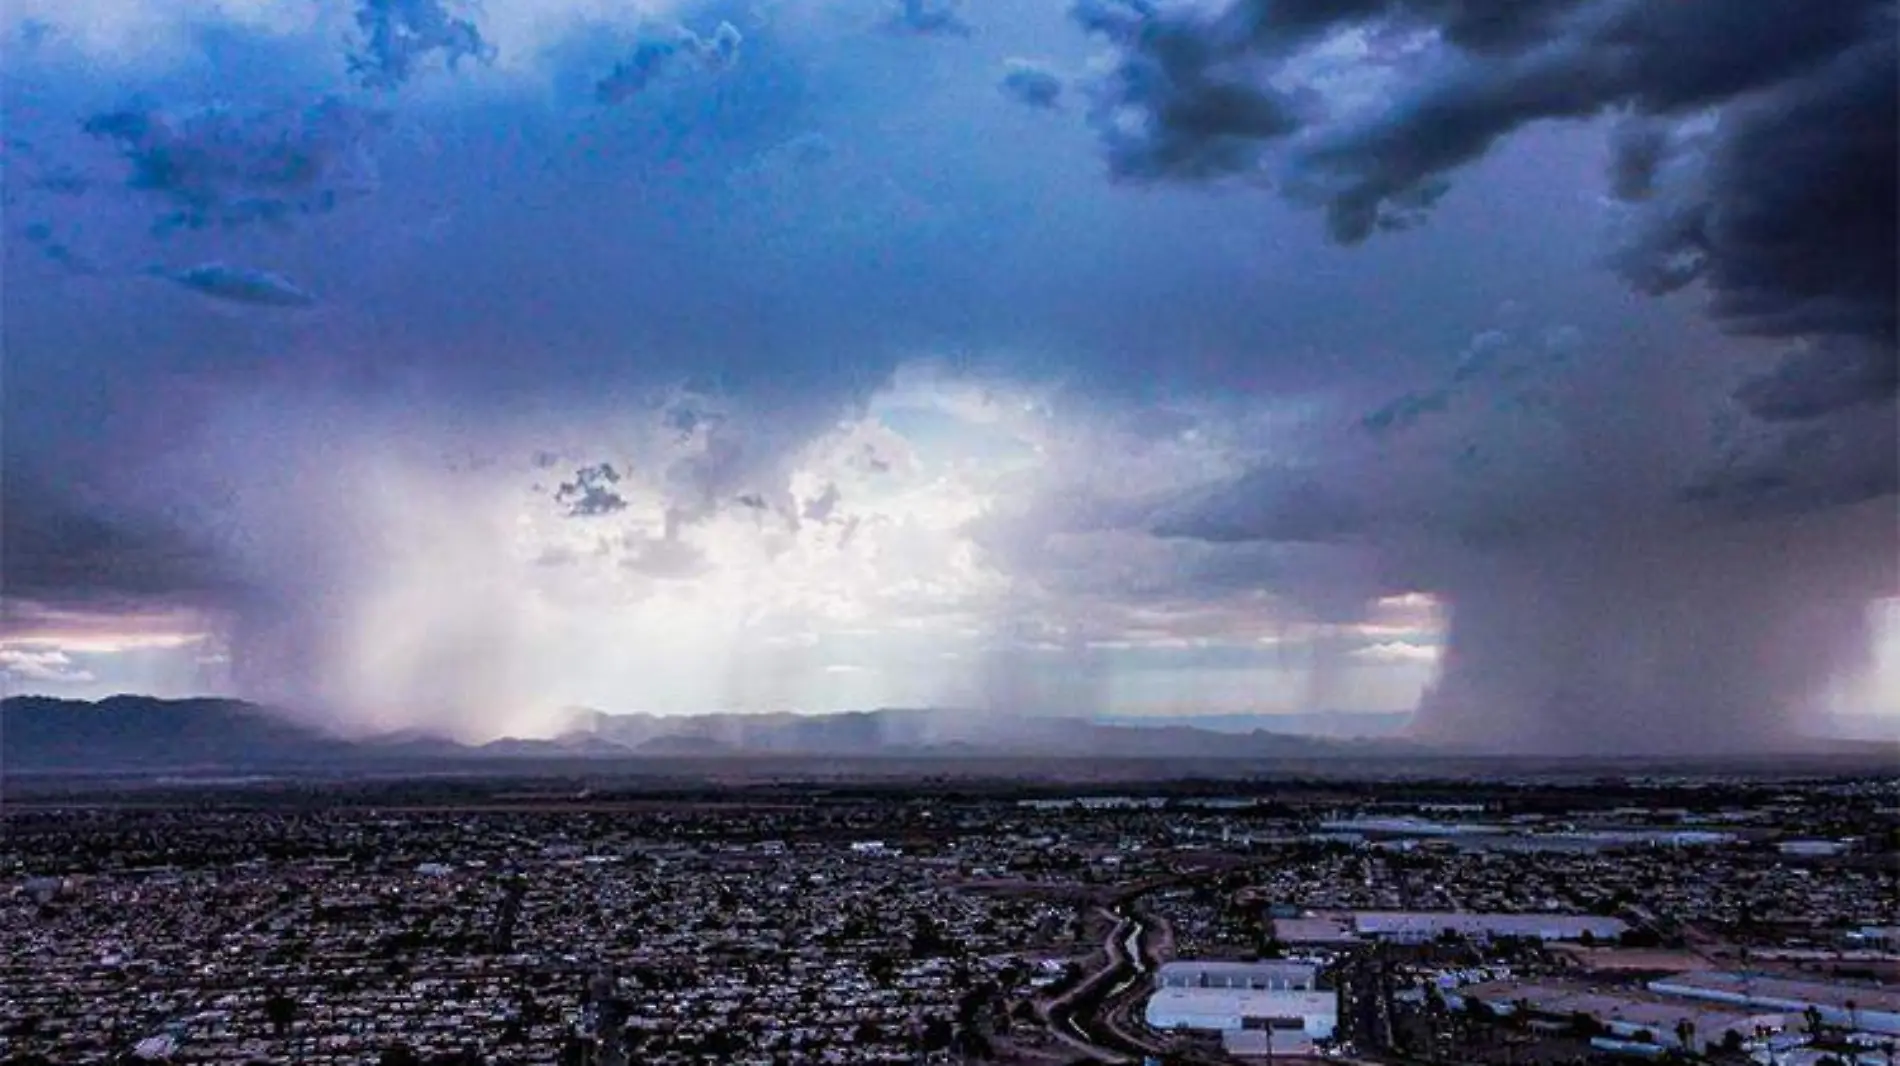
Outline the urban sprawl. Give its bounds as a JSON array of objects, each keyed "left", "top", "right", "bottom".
[{"left": 3, "top": 774, "right": 1897, "bottom": 1065}]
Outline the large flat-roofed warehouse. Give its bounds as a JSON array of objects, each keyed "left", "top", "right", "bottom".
[
  {"left": 1273, "top": 910, "right": 1627, "bottom": 944},
  {"left": 1647, "top": 972, "right": 1900, "bottom": 1035},
  {"left": 1156, "top": 959, "right": 1318, "bottom": 991},
  {"left": 1444, "top": 980, "right": 1784, "bottom": 1054},
  {"left": 1146, "top": 960, "right": 1337, "bottom": 1058}
]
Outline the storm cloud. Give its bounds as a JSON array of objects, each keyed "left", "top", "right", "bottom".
[
  {"left": 1, "top": 0, "right": 1893, "bottom": 746},
  {"left": 594, "top": 21, "right": 743, "bottom": 104},
  {"left": 161, "top": 262, "right": 319, "bottom": 307},
  {"left": 1076, "top": 0, "right": 1898, "bottom": 341},
  {"left": 999, "top": 59, "right": 1065, "bottom": 109},
  {"left": 81, "top": 98, "right": 386, "bottom": 235},
  {"left": 1156, "top": 322, "right": 1896, "bottom": 753},
  {"left": 884, "top": 0, "right": 974, "bottom": 38},
  {"left": 348, "top": 0, "right": 496, "bottom": 90},
  {"left": 1063, "top": 0, "right": 1898, "bottom": 751}
]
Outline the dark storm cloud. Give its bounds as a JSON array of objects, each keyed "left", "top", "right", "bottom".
[
  {"left": 1734, "top": 341, "right": 1900, "bottom": 423},
  {"left": 81, "top": 97, "right": 386, "bottom": 235},
  {"left": 0, "top": 475, "right": 236, "bottom": 608},
  {"left": 1076, "top": 0, "right": 1900, "bottom": 755},
  {"left": 6, "top": 0, "right": 1893, "bottom": 744},
  {"left": 999, "top": 59, "right": 1064, "bottom": 109},
  {"left": 1361, "top": 326, "right": 1576, "bottom": 434},
  {"left": 1605, "top": 117, "right": 1669, "bottom": 202},
  {"left": 1613, "top": 33, "right": 1899, "bottom": 346},
  {"left": 1686, "top": 415, "right": 1899, "bottom": 519},
  {"left": 160, "top": 263, "right": 319, "bottom": 307},
  {"left": 1072, "top": 0, "right": 1303, "bottom": 180},
  {"left": 348, "top": 0, "right": 496, "bottom": 90},
  {"left": 1150, "top": 319, "right": 1898, "bottom": 752},
  {"left": 1075, "top": 0, "right": 1898, "bottom": 339},
  {"left": 594, "top": 21, "right": 743, "bottom": 104}
]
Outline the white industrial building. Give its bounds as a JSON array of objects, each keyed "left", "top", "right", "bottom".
[
  {"left": 1274, "top": 910, "right": 1627, "bottom": 944},
  {"left": 1776, "top": 839, "right": 1850, "bottom": 858},
  {"left": 1647, "top": 972, "right": 1900, "bottom": 1036},
  {"left": 1146, "top": 961, "right": 1337, "bottom": 1058},
  {"left": 1444, "top": 980, "right": 1785, "bottom": 1054},
  {"left": 1156, "top": 959, "right": 1318, "bottom": 991},
  {"left": 1353, "top": 911, "right": 1628, "bottom": 942}
]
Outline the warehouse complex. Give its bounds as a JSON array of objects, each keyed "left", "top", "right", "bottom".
[
  {"left": 1144, "top": 960, "right": 1338, "bottom": 1057},
  {"left": 1648, "top": 972, "right": 1900, "bottom": 1036}
]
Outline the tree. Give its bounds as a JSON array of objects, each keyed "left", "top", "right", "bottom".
[
  {"left": 264, "top": 988, "right": 297, "bottom": 1038},
  {"left": 910, "top": 914, "right": 950, "bottom": 958}
]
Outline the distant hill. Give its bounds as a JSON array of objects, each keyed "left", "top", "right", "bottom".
[
  {"left": 1098, "top": 710, "right": 1413, "bottom": 739},
  {"left": 557, "top": 706, "right": 1399, "bottom": 759},
  {"left": 8, "top": 696, "right": 1895, "bottom": 775},
  {"left": 2, "top": 695, "right": 1405, "bottom": 771},
  {"left": 0, "top": 695, "right": 354, "bottom": 771}
]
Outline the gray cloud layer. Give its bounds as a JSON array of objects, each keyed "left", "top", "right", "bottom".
[
  {"left": 81, "top": 98, "right": 387, "bottom": 235},
  {"left": 999, "top": 59, "right": 1065, "bottom": 109},
  {"left": 1078, "top": 0, "right": 1897, "bottom": 347},
  {"left": 1, "top": 0, "right": 1892, "bottom": 749},
  {"left": 348, "top": 0, "right": 496, "bottom": 90}
]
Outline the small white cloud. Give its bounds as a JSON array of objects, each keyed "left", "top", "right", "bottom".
[
  {"left": 1349, "top": 640, "right": 1439, "bottom": 665},
  {"left": 0, "top": 647, "right": 97, "bottom": 684}
]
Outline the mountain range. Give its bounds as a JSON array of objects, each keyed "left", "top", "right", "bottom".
[{"left": 0, "top": 695, "right": 1410, "bottom": 772}]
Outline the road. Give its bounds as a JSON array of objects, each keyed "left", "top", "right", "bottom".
[{"left": 1043, "top": 905, "right": 1160, "bottom": 1063}]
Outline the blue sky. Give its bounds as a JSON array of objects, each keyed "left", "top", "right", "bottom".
[{"left": 2, "top": 0, "right": 1893, "bottom": 750}]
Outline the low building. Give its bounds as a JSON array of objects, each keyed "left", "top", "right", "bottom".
[
  {"left": 1647, "top": 972, "right": 1900, "bottom": 1035},
  {"left": 1445, "top": 979, "right": 1782, "bottom": 1053},
  {"left": 1275, "top": 910, "right": 1627, "bottom": 944},
  {"left": 1350, "top": 911, "right": 1628, "bottom": 943},
  {"left": 1146, "top": 960, "right": 1337, "bottom": 1058},
  {"left": 1156, "top": 960, "right": 1318, "bottom": 992},
  {"left": 1777, "top": 839, "right": 1850, "bottom": 858},
  {"left": 1272, "top": 914, "right": 1361, "bottom": 945}
]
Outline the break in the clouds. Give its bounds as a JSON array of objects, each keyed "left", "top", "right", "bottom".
[{"left": 1, "top": 0, "right": 1893, "bottom": 751}]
